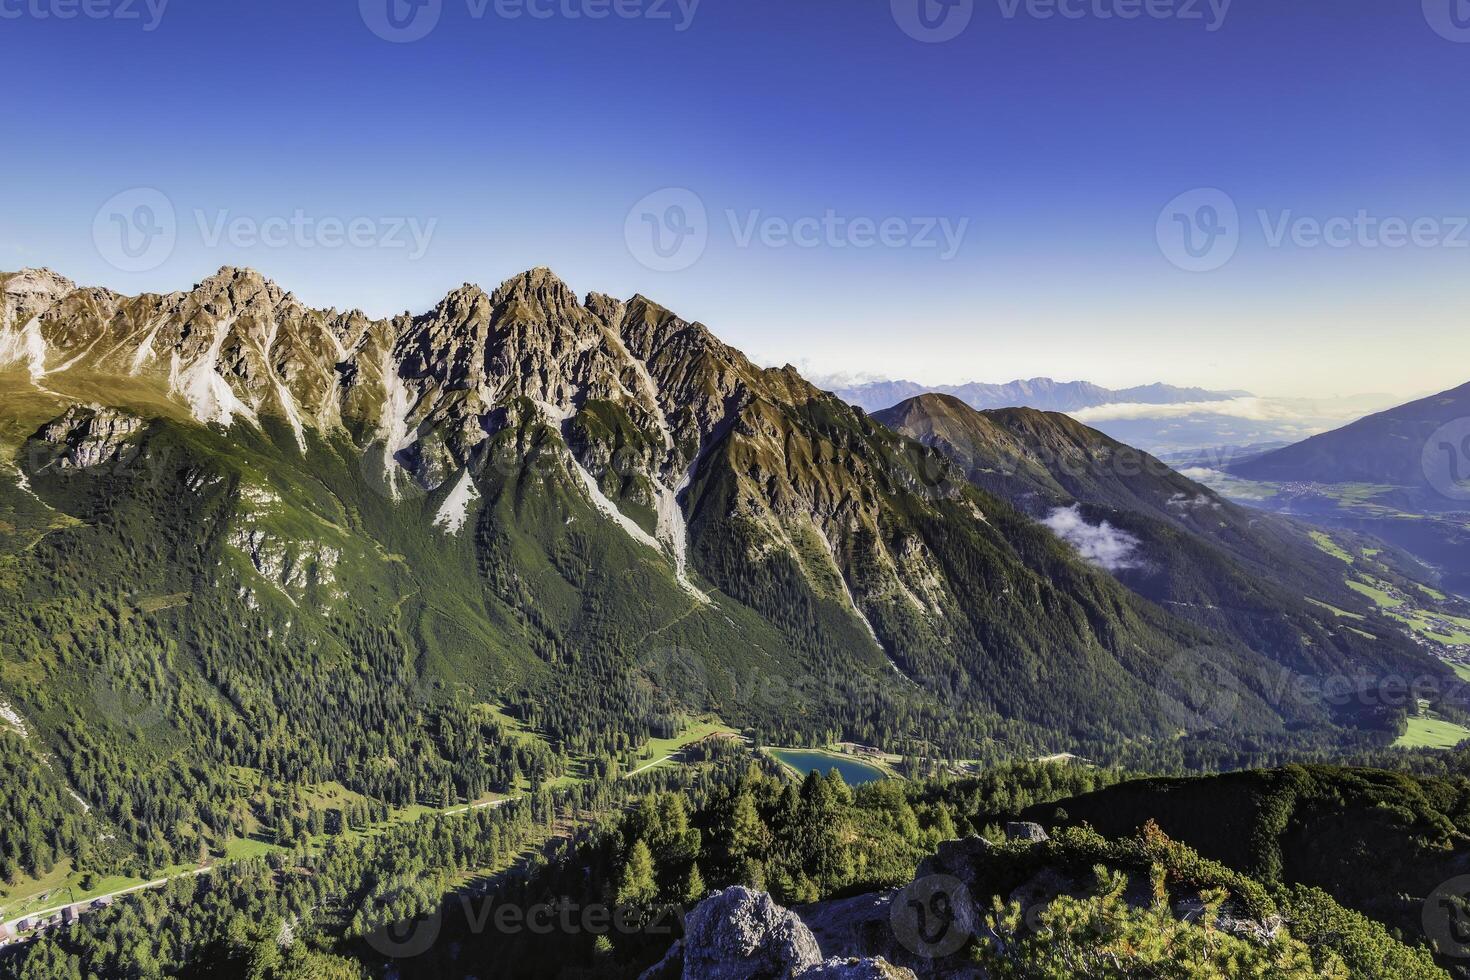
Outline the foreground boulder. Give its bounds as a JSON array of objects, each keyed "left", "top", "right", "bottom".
[
  {"left": 642, "top": 886, "right": 819, "bottom": 979},
  {"left": 641, "top": 886, "right": 916, "bottom": 980}
]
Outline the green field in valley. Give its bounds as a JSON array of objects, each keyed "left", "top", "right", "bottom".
[
  {"left": 1395, "top": 714, "right": 1470, "bottom": 750},
  {"left": 626, "top": 718, "right": 739, "bottom": 776},
  {"left": 1309, "top": 531, "right": 1354, "bottom": 564}
]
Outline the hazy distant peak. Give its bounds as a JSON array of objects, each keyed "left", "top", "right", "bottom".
[{"left": 832, "top": 376, "right": 1250, "bottom": 414}]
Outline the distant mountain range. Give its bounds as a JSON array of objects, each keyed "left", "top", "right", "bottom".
[{"left": 831, "top": 377, "right": 1251, "bottom": 414}]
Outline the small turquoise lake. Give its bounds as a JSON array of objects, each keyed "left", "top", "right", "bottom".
[{"left": 767, "top": 749, "right": 889, "bottom": 785}]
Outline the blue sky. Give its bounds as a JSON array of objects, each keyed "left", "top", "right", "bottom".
[{"left": 1, "top": 0, "right": 1466, "bottom": 398}]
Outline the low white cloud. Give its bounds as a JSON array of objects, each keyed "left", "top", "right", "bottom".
[
  {"left": 1067, "top": 393, "right": 1402, "bottom": 426},
  {"left": 1042, "top": 505, "right": 1141, "bottom": 573},
  {"left": 1069, "top": 397, "right": 1294, "bottom": 423}
]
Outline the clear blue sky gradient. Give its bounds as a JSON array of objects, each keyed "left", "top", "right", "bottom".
[{"left": 1, "top": 0, "right": 1465, "bottom": 397}]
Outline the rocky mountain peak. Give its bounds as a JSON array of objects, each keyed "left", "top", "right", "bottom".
[
  {"left": 423, "top": 282, "right": 493, "bottom": 327},
  {"left": 908, "top": 392, "right": 967, "bottom": 412},
  {"left": 584, "top": 291, "right": 626, "bottom": 327},
  {"left": 4, "top": 267, "right": 76, "bottom": 297},
  {"left": 187, "top": 266, "right": 295, "bottom": 318},
  {"left": 2, "top": 267, "right": 77, "bottom": 326},
  {"left": 489, "top": 266, "right": 582, "bottom": 320}
]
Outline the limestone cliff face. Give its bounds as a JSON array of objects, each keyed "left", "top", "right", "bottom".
[
  {"left": 1, "top": 265, "right": 974, "bottom": 666},
  {"left": 37, "top": 404, "right": 145, "bottom": 470}
]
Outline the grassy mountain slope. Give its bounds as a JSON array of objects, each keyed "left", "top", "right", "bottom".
[{"left": 874, "top": 394, "right": 1454, "bottom": 713}]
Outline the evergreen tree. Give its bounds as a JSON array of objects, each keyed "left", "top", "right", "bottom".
[
  {"left": 683, "top": 861, "right": 706, "bottom": 905},
  {"left": 616, "top": 839, "right": 657, "bottom": 909}
]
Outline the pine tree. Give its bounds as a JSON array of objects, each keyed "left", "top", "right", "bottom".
[
  {"left": 683, "top": 861, "right": 706, "bottom": 906},
  {"left": 727, "top": 791, "right": 767, "bottom": 862},
  {"left": 616, "top": 839, "right": 657, "bottom": 909}
]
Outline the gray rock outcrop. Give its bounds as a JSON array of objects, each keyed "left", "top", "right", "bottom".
[
  {"left": 1004, "top": 822, "right": 1049, "bottom": 843},
  {"left": 642, "top": 887, "right": 918, "bottom": 980},
  {"left": 37, "top": 404, "right": 144, "bottom": 470},
  {"left": 646, "top": 885, "right": 821, "bottom": 979}
]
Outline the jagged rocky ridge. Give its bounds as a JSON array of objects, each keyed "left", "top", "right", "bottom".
[{"left": 0, "top": 265, "right": 1419, "bottom": 745}]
